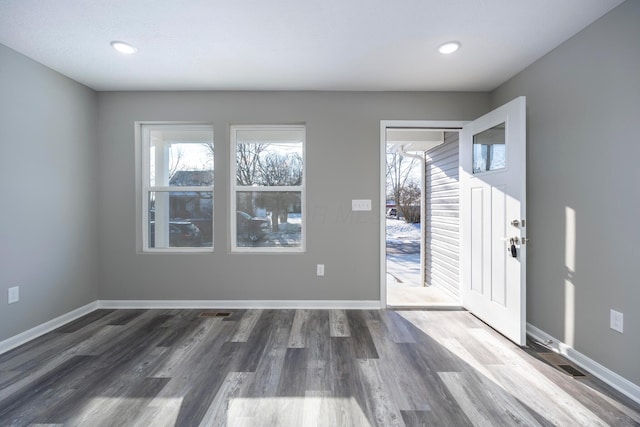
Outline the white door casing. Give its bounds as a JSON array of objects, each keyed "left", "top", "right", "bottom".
[
  {"left": 379, "top": 120, "right": 468, "bottom": 308},
  {"left": 460, "top": 97, "right": 527, "bottom": 345}
]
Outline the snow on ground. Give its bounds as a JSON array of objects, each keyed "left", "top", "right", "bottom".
[
  {"left": 386, "top": 218, "right": 421, "bottom": 287},
  {"left": 386, "top": 218, "right": 421, "bottom": 243},
  {"left": 262, "top": 213, "right": 301, "bottom": 247}
]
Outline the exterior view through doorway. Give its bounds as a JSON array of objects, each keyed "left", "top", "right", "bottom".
[{"left": 382, "top": 123, "right": 464, "bottom": 308}]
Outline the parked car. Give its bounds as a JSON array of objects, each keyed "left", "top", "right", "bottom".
[
  {"left": 236, "top": 211, "right": 270, "bottom": 242},
  {"left": 149, "top": 220, "right": 203, "bottom": 247},
  {"left": 386, "top": 207, "right": 397, "bottom": 218}
]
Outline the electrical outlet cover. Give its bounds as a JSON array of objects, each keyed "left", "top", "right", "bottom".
[
  {"left": 610, "top": 309, "right": 623, "bottom": 333},
  {"left": 8, "top": 286, "right": 19, "bottom": 304}
]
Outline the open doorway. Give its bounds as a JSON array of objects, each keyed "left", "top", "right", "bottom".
[
  {"left": 380, "top": 121, "right": 465, "bottom": 308},
  {"left": 381, "top": 99, "right": 527, "bottom": 343}
]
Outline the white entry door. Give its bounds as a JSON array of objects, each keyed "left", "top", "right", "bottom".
[{"left": 460, "top": 96, "right": 527, "bottom": 345}]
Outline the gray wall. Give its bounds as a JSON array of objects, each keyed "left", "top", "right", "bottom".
[
  {"left": 1, "top": 0, "right": 637, "bottom": 392},
  {"left": 0, "top": 44, "right": 98, "bottom": 342},
  {"left": 492, "top": 0, "right": 640, "bottom": 385},
  {"left": 97, "top": 91, "right": 489, "bottom": 301}
]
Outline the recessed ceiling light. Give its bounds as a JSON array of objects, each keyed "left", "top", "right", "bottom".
[
  {"left": 438, "top": 41, "right": 461, "bottom": 55},
  {"left": 110, "top": 41, "right": 137, "bottom": 55}
]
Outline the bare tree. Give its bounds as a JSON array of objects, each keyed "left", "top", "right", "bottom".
[
  {"left": 398, "top": 181, "right": 421, "bottom": 223},
  {"left": 386, "top": 150, "right": 419, "bottom": 207},
  {"left": 233, "top": 141, "right": 303, "bottom": 230},
  {"left": 203, "top": 141, "right": 215, "bottom": 171},
  {"left": 259, "top": 153, "right": 303, "bottom": 186},
  {"left": 236, "top": 142, "right": 268, "bottom": 185},
  {"left": 256, "top": 152, "right": 303, "bottom": 231},
  {"left": 168, "top": 147, "right": 184, "bottom": 182}
]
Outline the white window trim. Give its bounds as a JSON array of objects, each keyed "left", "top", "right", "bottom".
[
  {"left": 230, "top": 124, "right": 306, "bottom": 253},
  {"left": 136, "top": 122, "right": 214, "bottom": 253}
]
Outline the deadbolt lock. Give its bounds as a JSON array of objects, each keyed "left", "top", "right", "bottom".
[{"left": 511, "top": 219, "right": 526, "bottom": 227}]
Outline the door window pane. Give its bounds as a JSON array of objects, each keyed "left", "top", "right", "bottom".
[{"left": 473, "top": 123, "right": 505, "bottom": 174}]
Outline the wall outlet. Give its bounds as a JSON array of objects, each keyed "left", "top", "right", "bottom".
[
  {"left": 8, "top": 286, "right": 19, "bottom": 304},
  {"left": 610, "top": 309, "right": 623, "bottom": 333},
  {"left": 351, "top": 199, "right": 372, "bottom": 211},
  {"left": 316, "top": 264, "right": 325, "bottom": 276}
]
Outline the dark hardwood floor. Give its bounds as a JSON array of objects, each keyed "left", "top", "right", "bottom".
[{"left": 0, "top": 308, "right": 638, "bottom": 426}]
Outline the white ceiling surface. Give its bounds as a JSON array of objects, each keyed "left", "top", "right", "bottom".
[{"left": 0, "top": 0, "right": 624, "bottom": 91}]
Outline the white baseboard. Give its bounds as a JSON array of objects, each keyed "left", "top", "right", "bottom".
[
  {"left": 98, "top": 299, "right": 382, "bottom": 310},
  {"left": 0, "top": 301, "right": 98, "bottom": 355},
  {"left": 527, "top": 323, "right": 640, "bottom": 405}
]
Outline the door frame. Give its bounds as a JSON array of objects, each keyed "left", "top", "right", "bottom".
[{"left": 379, "top": 120, "right": 468, "bottom": 308}]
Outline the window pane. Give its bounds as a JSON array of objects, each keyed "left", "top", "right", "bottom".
[
  {"left": 236, "top": 191, "right": 302, "bottom": 248},
  {"left": 473, "top": 123, "right": 505, "bottom": 174},
  {"left": 149, "top": 128, "right": 213, "bottom": 186},
  {"left": 236, "top": 139, "right": 303, "bottom": 186},
  {"left": 148, "top": 191, "right": 213, "bottom": 248}
]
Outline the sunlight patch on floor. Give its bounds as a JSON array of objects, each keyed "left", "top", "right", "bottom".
[{"left": 227, "top": 396, "right": 371, "bottom": 427}]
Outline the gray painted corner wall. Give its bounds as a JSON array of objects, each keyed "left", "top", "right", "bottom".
[
  {"left": 492, "top": 0, "right": 640, "bottom": 385},
  {"left": 96, "top": 91, "right": 489, "bottom": 301},
  {"left": 0, "top": 44, "right": 99, "bottom": 341}
]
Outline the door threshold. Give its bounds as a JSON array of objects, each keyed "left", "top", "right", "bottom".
[{"left": 386, "top": 305, "right": 465, "bottom": 311}]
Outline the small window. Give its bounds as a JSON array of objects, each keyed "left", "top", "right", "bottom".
[
  {"left": 140, "top": 124, "right": 214, "bottom": 251},
  {"left": 473, "top": 123, "right": 506, "bottom": 174},
  {"left": 231, "top": 125, "right": 305, "bottom": 252}
]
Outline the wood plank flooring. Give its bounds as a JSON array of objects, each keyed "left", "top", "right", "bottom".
[{"left": 1, "top": 309, "right": 639, "bottom": 426}]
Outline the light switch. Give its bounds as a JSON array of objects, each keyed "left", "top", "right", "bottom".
[{"left": 352, "top": 199, "right": 372, "bottom": 211}]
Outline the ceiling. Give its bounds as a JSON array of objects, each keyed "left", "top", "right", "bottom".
[{"left": 0, "top": 0, "right": 624, "bottom": 92}]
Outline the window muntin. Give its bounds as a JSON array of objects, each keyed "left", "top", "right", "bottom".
[
  {"left": 141, "top": 124, "right": 214, "bottom": 251},
  {"left": 231, "top": 125, "right": 305, "bottom": 252}
]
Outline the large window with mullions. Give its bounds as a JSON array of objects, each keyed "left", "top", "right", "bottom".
[
  {"left": 230, "top": 125, "right": 305, "bottom": 252},
  {"left": 138, "top": 124, "right": 214, "bottom": 252}
]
